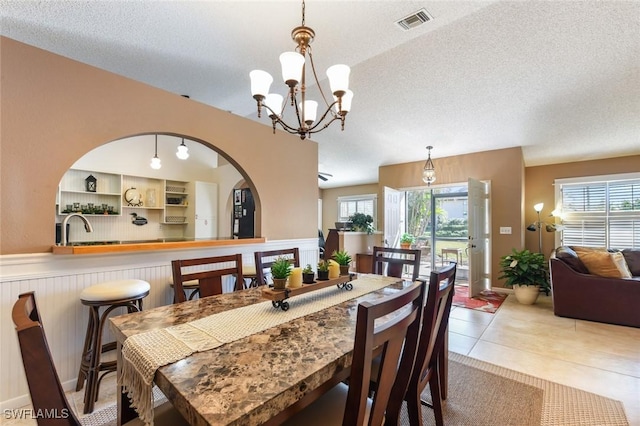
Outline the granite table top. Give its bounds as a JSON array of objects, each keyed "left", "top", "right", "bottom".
[{"left": 109, "top": 274, "right": 408, "bottom": 426}]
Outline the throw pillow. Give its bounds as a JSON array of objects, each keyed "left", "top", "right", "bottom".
[
  {"left": 611, "top": 252, "right": 632, "bottom": 279},
  {"left": 574, "top": 249, "right": 623, "bottom": 278},
  {"left": 622, "top": 249, "right": 640, "bottom": 276}
]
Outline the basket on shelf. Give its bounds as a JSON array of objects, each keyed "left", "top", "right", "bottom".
[
  {"left": 166, "top": 185, "right": 185, "bottom": 193},
  {"left": 165, "top": 216, "right": 186, "bottom": 223}
]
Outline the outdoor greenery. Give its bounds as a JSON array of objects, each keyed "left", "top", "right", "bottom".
[
  {"left": 349, "top": 212, "right": 375, "bottom": 234},
  {"left": 332, "top": 250, "right": 352, "bottom": 266},
  {"left": 498, "top": 248, "right": 550, "bottom": 291},
  {"left": 270, "top": 257, "right": 292, "bottom": 279}
]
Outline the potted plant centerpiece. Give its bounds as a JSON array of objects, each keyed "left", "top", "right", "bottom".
[
  {"left": 498, "top": 248, "right": 550, "bottom": 304},
  {"left": 302, "top": 264, "right": 315, "bottom": 284},
  {"left": 317, "top": 260, "right": 330, "bottom": 280},
  {"left": 332, "top": 250, "right": 352, "bottom": 276},
  {"left": 270, "top": 256, "right": 292, "bottom": 290},
  {"left": 400, "top": 233, "right": 415, "bottom": 249}
]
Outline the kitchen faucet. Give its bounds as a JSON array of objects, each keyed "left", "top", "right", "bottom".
[{"left": 60, "top": 213, "right": 93, "bottom": 246}]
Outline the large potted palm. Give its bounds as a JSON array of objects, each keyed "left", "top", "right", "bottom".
[{"left": 498, "top": 248, "right": 550, "bottom": 304}]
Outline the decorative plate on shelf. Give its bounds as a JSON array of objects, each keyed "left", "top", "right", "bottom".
[{"left": 124, "top": 188, "right": 143, "bottom": 206}]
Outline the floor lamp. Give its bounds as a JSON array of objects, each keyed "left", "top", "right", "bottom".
[{"left": 526, "top": 203, "right": 545, "bottom": 254}]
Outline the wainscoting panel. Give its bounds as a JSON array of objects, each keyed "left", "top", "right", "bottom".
[{"left": 0, "top": 238, "right": 318, "bottom": 409}]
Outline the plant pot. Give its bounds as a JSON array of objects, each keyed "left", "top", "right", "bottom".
[
  {"left": 302, "top": 273, "right": 315, "bottom": 284},
  {"left": 339, "top": 265, "right": 350, "bottom": 276},
  {"left": 512, "top": 284, "right": 540, "bottom": 305},
  {"left": 272, "top": 278, "right": 287, "bottom": 290},
  {"left": 317, "top": 270, "right": 329, "bottom": 280},
  {"left": 400, "top": 243, "right": 411, "bottom": 249}
]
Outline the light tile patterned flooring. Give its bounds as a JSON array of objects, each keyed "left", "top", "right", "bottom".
[{"left": 4, "top": 294, "right": 640, "bottom": 425}]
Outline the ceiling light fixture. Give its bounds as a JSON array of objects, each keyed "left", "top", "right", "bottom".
[
  {"left": 422, "top": 145, "right": 436, "bottom": 186},
  {"left": 249, "top": 0, "right": 353, "bottom": 140},
  {"left": 176, "top": 138, "right": 189, "bottom": 160},
  {"left": 150, "top": 135, "right": 161, "bottom": 170}
]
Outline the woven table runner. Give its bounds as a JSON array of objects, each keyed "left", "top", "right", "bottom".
[{"left": 120, "top": 274, "right": 399, "bottom": 425}]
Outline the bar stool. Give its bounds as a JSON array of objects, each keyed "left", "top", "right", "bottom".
[
  {"left": 75, "top": 279, "right": 150, "bottom": 414},
  {"left": 169, "top": 279, "right": 200, "bottom": 303},
  {"left": 242, "top": 264, "right": 260, "bottom": 288}
]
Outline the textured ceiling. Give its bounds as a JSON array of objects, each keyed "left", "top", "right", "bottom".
[{"left": 1, "top": 1, "right": 638, "bottom": 188}]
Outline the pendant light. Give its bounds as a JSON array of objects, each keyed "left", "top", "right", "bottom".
[
  {"left": 150, "top": 135, "right": 161, "bottom": 170},
  {"left": 422, "top": 145, "right": 436, "bottom": 186},
  {"left": 176, "top": 138, "right": 189, "bottom": 160}
]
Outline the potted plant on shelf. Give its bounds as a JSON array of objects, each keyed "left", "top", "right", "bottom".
[
  {"left": 498, "top": 248, "right": 550, "bottom": 304},
  {"left": 400, "top": 233, "right": 415, "bottom": 249},
  {"left": 270, "top": 256, "right": 292, "bottom": 290},
  {"left": 317, "top": 260, "right": 330, "bottom": 280},
  {"left": 302, "top": 264, "right": 315, "bottom": 284},
  {"left": 349, "top": 213, "right": 375, "bottom": 234},
  {"left": 332, "top": 250, "right": 352, "bottom": 276}
]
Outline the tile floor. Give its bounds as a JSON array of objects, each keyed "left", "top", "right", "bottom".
[{"left": 4, "top": 293, "right": 640, "bottom": 425}]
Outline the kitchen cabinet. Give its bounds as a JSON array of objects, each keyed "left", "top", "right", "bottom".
[{"left": 186, "top": 181, "right": 218, "bottom": 238}]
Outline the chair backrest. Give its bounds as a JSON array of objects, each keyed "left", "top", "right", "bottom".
[
  {"left": 254, "top": 248, "right": 300, "bottom": 285},
  {"left": 410, "top": 262, "right": 456, "bottom": 392},
  {"left": 371, "top": 246, "right": 422, "bottom": 281},
  {"left": 345, "top": 280, "right": 427, "bottom": 425},
  {"left": 12, "top": 292, "right": 81, "bottom": 426},
  {"left": 171, "top": 254, "right": 244, "bottom": 303}
]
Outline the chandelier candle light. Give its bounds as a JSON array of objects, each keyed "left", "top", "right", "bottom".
[
  {"left": 250, "top": 0, "right": 353, "bottom": 140},
  {"left": 422, "top": 145, "right": 436, "bottom": 185}
]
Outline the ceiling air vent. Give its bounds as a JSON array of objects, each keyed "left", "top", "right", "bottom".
[{"left": 396, "top": 8, "right": 433, "bottom": 31}]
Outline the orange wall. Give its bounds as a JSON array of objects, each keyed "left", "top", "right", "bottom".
[
  {"left": 525, "top": 155, "right": 640, "bottom": 255},
  {"left": 380, "top": 147, "right": 525, "bottom": 288},
  {"left": 0, "top": 37, "right": 318, "bottom": 254}
]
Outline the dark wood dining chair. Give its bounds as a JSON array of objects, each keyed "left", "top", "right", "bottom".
[
  {"left": 387, "top": 262, "right": 457, "bottom": 426},
  {"left": 12, "top": 292, "right": 188, "bottom": 426},
  {"left": 171, "top": 254, "right": 244, "bottom": 303},
  {"left": 280, "top": 280, "right": 427, "bottom": 426},
  {"left": 254, "top": 248, "right": 300, "bottom": 285},
  {"left": 372, "top": 246, "right": 422, "bottom": 281}
]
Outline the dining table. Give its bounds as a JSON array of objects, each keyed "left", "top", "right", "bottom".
[{"left": 108, "top": 273, "right": 414, "bottom": 426}]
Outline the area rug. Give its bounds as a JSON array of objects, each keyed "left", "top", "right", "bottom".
[
  {"left": 452, "top": 284, "right": 507, "bottom": 313},
  {"left": 79, "top": 353, "right": 628, "bottom": 426}
]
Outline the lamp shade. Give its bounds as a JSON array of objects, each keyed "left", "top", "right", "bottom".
[
  {"left": 265, "top": 93, "right": 284, "bottom": 117},
  {"left": 176, "top": 142, "right": 189, "bottom": 160},
  {"left": 334, "top": 90, "right": 353, "bottom": 113},
  {"left": 534, "top": 203, "right": 544, "bottom": 212},
  {"left": 250, "top": 70, "right": 273, "bottom": 98},
  {"left": 422, "top": 168, "right": 436, "bottom": 184},
  {"left": 279, "top": 52, "right": 305, "bottom": 87},
  {"left": 150, "top": 156, "right": 161, "bottom": 170},
  {"left": 326, "top": 64, "right": 350, "bottom": 97},
  {"left": 302, "top": 100, "right": 318, "bottom": 124}
]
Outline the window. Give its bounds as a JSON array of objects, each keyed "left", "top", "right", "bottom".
[
  {"left": 337, "top": 194, "right": 376, "bottom": 224},
  {"left": 556, "top": 173, "right": 640, "bottom": 249}
]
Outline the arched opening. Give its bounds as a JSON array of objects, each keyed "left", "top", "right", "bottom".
[{"left": 55, "top": 133, "right": 260, "bottom": 245}]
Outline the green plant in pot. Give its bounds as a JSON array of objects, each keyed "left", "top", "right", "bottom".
[
  {"left": 302, "top": 263, "right": 315, "bottom": 284},
  {"left": 400, "top": 233, "right": 415, "bottom": 248},
  {"left": 332, "top": 250, "right": 352, "bottom": 276},
  {"left": 498, "top": 248, "right": 550, "bottom": 304},
  {"left": 317, "top": 260, "right": 330, "bottom": 280},
  {"left": 270, "top": 256, "right": 292, "bottom": 290},
  {"left": 349, "top": 212, "right": 375, "bottom": 234}
]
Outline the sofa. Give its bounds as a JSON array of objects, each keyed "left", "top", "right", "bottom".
[{"left": 549, "top": 246, "right": 640, "bottom": 328}]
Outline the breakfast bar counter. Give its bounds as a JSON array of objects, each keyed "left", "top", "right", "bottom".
[{"left": 51, "top": 237, "right": 266, "bottom": 255}]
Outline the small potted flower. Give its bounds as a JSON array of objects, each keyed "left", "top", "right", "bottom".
[
  {"left": 332, "top": 250, "right": 352, "bottom": 276},
  {"left": 302, "top": 264, "right": 315, "bottom": 284},
  {"left": 317, "top": 260, "right": 330, "bottom": 280},
  {"left": 400, "top": 233, "right": 415, "bottom": 249},
  {"left": 270, "top": 256, "right": 292, "bottom": 290}
]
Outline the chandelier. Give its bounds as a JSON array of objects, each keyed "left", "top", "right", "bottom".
[
  {"left": 250, "top": 0, "right": 353, "bottom": 140},
  {"left": 422, "top": 146, "right": 436, "bottom": 185}
]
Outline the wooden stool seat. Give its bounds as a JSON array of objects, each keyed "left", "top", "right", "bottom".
[{"left": 76, "top": 279, "right": 150, "bottom": 414}]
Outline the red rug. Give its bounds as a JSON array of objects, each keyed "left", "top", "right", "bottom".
[{"left": 452, "top": 285, "right": 507, "bottom": 314}]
